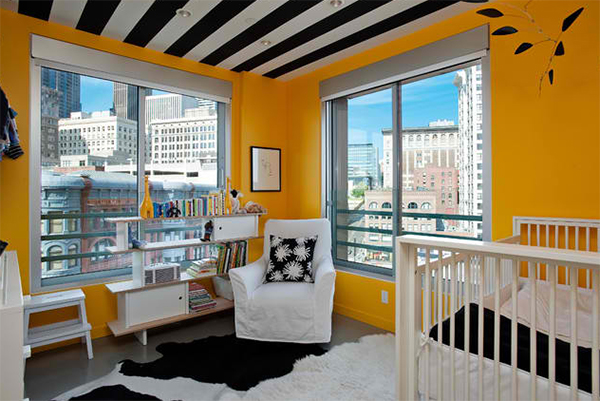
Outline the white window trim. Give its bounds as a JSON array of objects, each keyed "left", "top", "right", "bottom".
[
  {"left": 29, "top": 47, "right": 232, "bottom": 293},
  {"left": 321, "top": 52, "right": 492, "bottom": 276}
]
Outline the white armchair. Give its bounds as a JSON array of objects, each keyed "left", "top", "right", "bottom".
[{"left": 229, "top": 219, "right": 336, "bottom": 343}]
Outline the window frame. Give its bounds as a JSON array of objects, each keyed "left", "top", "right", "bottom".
[
  {"left": 29, "top": 54, "right": 232, "bottom": 293},
  {"left": 323, "top": 53, "right": 491, "bottom": 278}
]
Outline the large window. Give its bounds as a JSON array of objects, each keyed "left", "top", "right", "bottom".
[
  {"left": 327, "top": 60, "right": 487, "bottom": 275},
  {"left": 34, "top": 66, "right": 227, "bottom": 290}
]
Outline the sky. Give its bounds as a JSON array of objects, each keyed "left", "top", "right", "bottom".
[
  {"left": 348, "top": 70, "right": 459, "bottom": 157},
  {"left": 80, "top": 75, "right": 168, "bottom": 113}
]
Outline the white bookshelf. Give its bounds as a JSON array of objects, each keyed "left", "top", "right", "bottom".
[{"left": 104, "top": 213, "right": 263, "bottom": 345}]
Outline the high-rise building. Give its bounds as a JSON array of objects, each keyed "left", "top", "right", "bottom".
[
  {"left": 113, "top": 84, "right": 151, "bottom": 120},
  {"left": 148, "top": 107, "right": 217, "bottom": 165},
  {"left": 57, "top": 111, "right": 137, "bottom": 165},
  {"left": 145, "top": 93, "right": 198, "bottom": 125},
  {"left": 454, "top": 65, "right": 483, "bottom": 237},
  {"left": 41, "top": 69, "right": 81, "bottom": 118},
  {"left": 41, "top": 87, "right": 60, "bottom": 166},
  {"left": 348, "top": 143, "right": 379, "bottom": 188}
]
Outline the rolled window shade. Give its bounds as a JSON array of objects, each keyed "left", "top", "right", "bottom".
[
  {"left": 31, "top": 34, "right": 232, "bottom": 103},
  {"left": 319, "top": 25, "right": 489, "bottom": 101}
]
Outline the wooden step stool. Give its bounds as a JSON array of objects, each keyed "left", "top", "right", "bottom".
[{"left": 23, "top": 289, "right": 93, "bottom": 359}]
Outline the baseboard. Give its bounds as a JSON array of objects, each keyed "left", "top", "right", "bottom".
[{"left": 334, "top": 303, "right": 395, "bottom": 332}]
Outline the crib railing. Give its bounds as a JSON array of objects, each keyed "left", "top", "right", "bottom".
[
  {"left": 513, "top": 216, "right": 600, "bottom": 288},
  {"left": 396, "top": 234, "right": 600, "bottom": 401}
]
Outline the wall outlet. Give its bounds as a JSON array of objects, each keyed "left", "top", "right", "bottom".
[{"left": 381, "top": 290, "right": 389, "bottom": 304}]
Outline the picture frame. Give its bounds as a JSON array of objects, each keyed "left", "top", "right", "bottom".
[{"left": 251, "top": 146, "right": 281, "bottom": 192}]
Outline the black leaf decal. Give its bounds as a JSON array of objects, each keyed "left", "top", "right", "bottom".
[
  {"left": 492, "top": 26, "right": 518, "bottom": 35},
  {"left": 562, "top": 7, "right": 584, "bottom": 32},
  {"left": 476, "top": 8, "right": 504, "bottom": 18},
  {"left": 515, "top": 42, "right": 533, "bottom": 54},
  {"left": 554, "top": 41, "right": 565, "bottom": 56},
  {"left": 549, "top": 70, "right": 554, "bottom": 85}
]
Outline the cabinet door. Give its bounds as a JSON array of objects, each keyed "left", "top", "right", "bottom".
[
  {"left": 127, "top": 284, "right": 186, "bottom": 326},
  {"left": 213, "top": 216, "right": 257, "bottom": 240}
]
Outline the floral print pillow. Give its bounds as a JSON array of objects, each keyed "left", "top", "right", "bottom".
[{"left": 264, "top": 235, "right": 318, "bottom": 283}]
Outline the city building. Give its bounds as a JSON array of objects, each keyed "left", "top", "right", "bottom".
[
  {"left": 113, "top": 84, "right": 152, "bottom": 120},
  {"left": 145, "top": 93, "right": 198, "bottom": 125},
  {"left": 41, "top": 68, "right": 81, "bottom": 118},
  {"left": 40, "top": 86, "right": 60, "bottom": 166},
  {"left": 348, "top": 143, "right": 380, "bottom": 188},
  {"left": 148, "top": 107, "right": 217, "bottom": 165},
  {"left": 454, "top": 65, "right": 484, "bottom": 237},
  {"left": 57, "top": 111, "right": 138, "bottom": 163}
]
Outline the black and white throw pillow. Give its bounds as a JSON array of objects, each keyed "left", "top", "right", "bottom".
[{"left": 264, "top": 235, "right": 318, "bottom": 283}]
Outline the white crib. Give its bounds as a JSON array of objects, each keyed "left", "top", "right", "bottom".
[{"left": 396, "top": 217, "right": 600, "bottom": 401}]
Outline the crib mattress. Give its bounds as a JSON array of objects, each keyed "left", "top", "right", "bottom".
[{"left": 419, "top": 304, "right": 597, "bottom": 399}]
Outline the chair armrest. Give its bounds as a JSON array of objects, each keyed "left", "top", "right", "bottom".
[
  {"left": 314, "top": 254, "right": 335, "bottom": 287},
  {"left": 229, "top": 257, "right": 266, "bottom": 303}
]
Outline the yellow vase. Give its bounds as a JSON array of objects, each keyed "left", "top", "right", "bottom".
[
  {"left": 225, "top": 177, "right": 232, "bottom": 215},
  {"left": 140, "top": 176, "right": 154, "bottom": 219}
]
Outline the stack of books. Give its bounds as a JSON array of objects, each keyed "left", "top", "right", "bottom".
[
  {"left": 188, "top": 282, "right": 217, "bottom": 313},
  {"left": 215, "top": 240, "right": 247, "bottom": 274},
  {"left": 186, "top": 258, "right": 217, "bottom": 278},
  {"left": 153, "top": 190, "right": 228, "bottom": 218}
]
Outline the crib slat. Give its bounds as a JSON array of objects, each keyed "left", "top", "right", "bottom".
[
  {"left": 549, "top": 264, "right": 557, "bottom": 401},
  {"left": 546, "top": 224, "right": 550, "bottom": 247},
  {"left": 529, "top": 261, "right": 537, "bottom": 400},
  {"left": 527, "top": 224, "right": 531, "bottom": 246},
  {"left": 450, "top": 253, "right": 457, "bottom": 401},
  {"left": 478, "top": 255, "right": 485, "bottom": 400},
  {"left": 592, "top": 269, "right": 599, "bottom": 401},
  {"left": 586, "top": 227, "right": 591, "bottom": 288},
  {"left": 570, "top": 266, "right": 578, "bottom": 401},
  {"left": 464, "top": 255, "right": 471, "bottom": 401},
  {"left": 511, "top": 258, "right": 519, "bottom": 401},
  {"left": 438, "top": 250, "right": 444, "bottom": 401},
  {"left": 537, "top": 225, "right": 541, "bottom": 278},
  {"left": 425, "top": 249, "right": 431, "bottom": 401},
  {"left": 494, "top": 257, "right": 501, "bottom": 401}
]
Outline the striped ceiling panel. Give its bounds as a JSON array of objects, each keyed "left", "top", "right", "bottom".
[{"left": 3, "top": 0, "right": 484, "bottom": 81}]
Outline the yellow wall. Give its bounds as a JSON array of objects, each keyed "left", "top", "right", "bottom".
[
  {"left": 0, "top": 9, "right": 288, "bottom": 343},
  {"left": 286, "top": 0, "right": 599, "bottom": 331},
  {"left": 1, "top": 0, "right": 598, "bottom": 345}
]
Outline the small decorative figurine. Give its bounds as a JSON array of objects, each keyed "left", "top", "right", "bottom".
[
  {"left": 230, "top": 189, "right": 244, "bottom": 214},
  {"left": 166, "top": 206, "right": 181, "bottom": 218},
  {"left": 202, "top": 221, "right": 213, "bottom": 242},
  {"left": 140, "top": 176, "right": 154, "bottom": 219}
]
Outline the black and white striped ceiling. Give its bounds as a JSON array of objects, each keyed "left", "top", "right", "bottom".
[{"left": 2, "top": 0, "right": 485, "bottom": 81}]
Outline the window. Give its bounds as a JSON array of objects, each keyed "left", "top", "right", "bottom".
[
  {"left": 34, "top": 63, "right": 228, "bottom": 291},
  {"left": 326, "top": 58, "right": 487, "bottom": 275},
  {"left": 48, "top": 246, "right": 63, "bottom": 271}
]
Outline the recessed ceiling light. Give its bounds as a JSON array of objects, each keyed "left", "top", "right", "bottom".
[
  {"left": 260, "top": 40, "right": 272, "bottom": 46},
  {"left": 176, "top": 8, "right": 192, "bottom": 18},
  {"left": 329, "top": 0, "right": 344, "bottom": 8}
]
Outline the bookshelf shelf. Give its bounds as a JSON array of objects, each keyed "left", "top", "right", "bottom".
[
  {"left": 105, "top": 212, "right": 266, "bottom": 224},
  {"left": 106, "top": 271, "right": 228, "bottom": 294},
  {"left": 106, "top": 235, "right": 262, "bottom": 255},
  {"left": 107, "top": 297, "right": 234, "bottom": 337},
  {"left": 104, "top": 212, "right": 263, "bottom": 346}
]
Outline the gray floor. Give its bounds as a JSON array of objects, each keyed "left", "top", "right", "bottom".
[{"left": 24, "top": 311, "right": 388, "bottom": 400}]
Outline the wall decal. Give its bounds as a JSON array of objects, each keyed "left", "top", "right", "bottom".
[{"left": 477, "top": 1, "right": 584, "bottom": 95}]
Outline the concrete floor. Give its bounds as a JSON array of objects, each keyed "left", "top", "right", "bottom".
[{"left": 24, "top": 311, "right": 388, "bottom": 400}]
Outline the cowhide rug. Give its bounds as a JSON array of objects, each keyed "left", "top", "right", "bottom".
[{"left": 56, "top": 333, "right": 395, "bottom": 401}]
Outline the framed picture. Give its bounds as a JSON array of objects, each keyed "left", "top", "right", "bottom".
[{"left": 251, "top": 146, "right": 281, "bottom": 192}]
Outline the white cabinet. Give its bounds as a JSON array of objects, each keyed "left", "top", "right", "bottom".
[
  {"left": 213, "top": 215, "right": 258, "bottom": 240},
  {"left": 125, "top": 284, "right": 186, "bottom": 327},
  {"left": 0, "top": 251, "right": 25, "bottom": 401}
]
